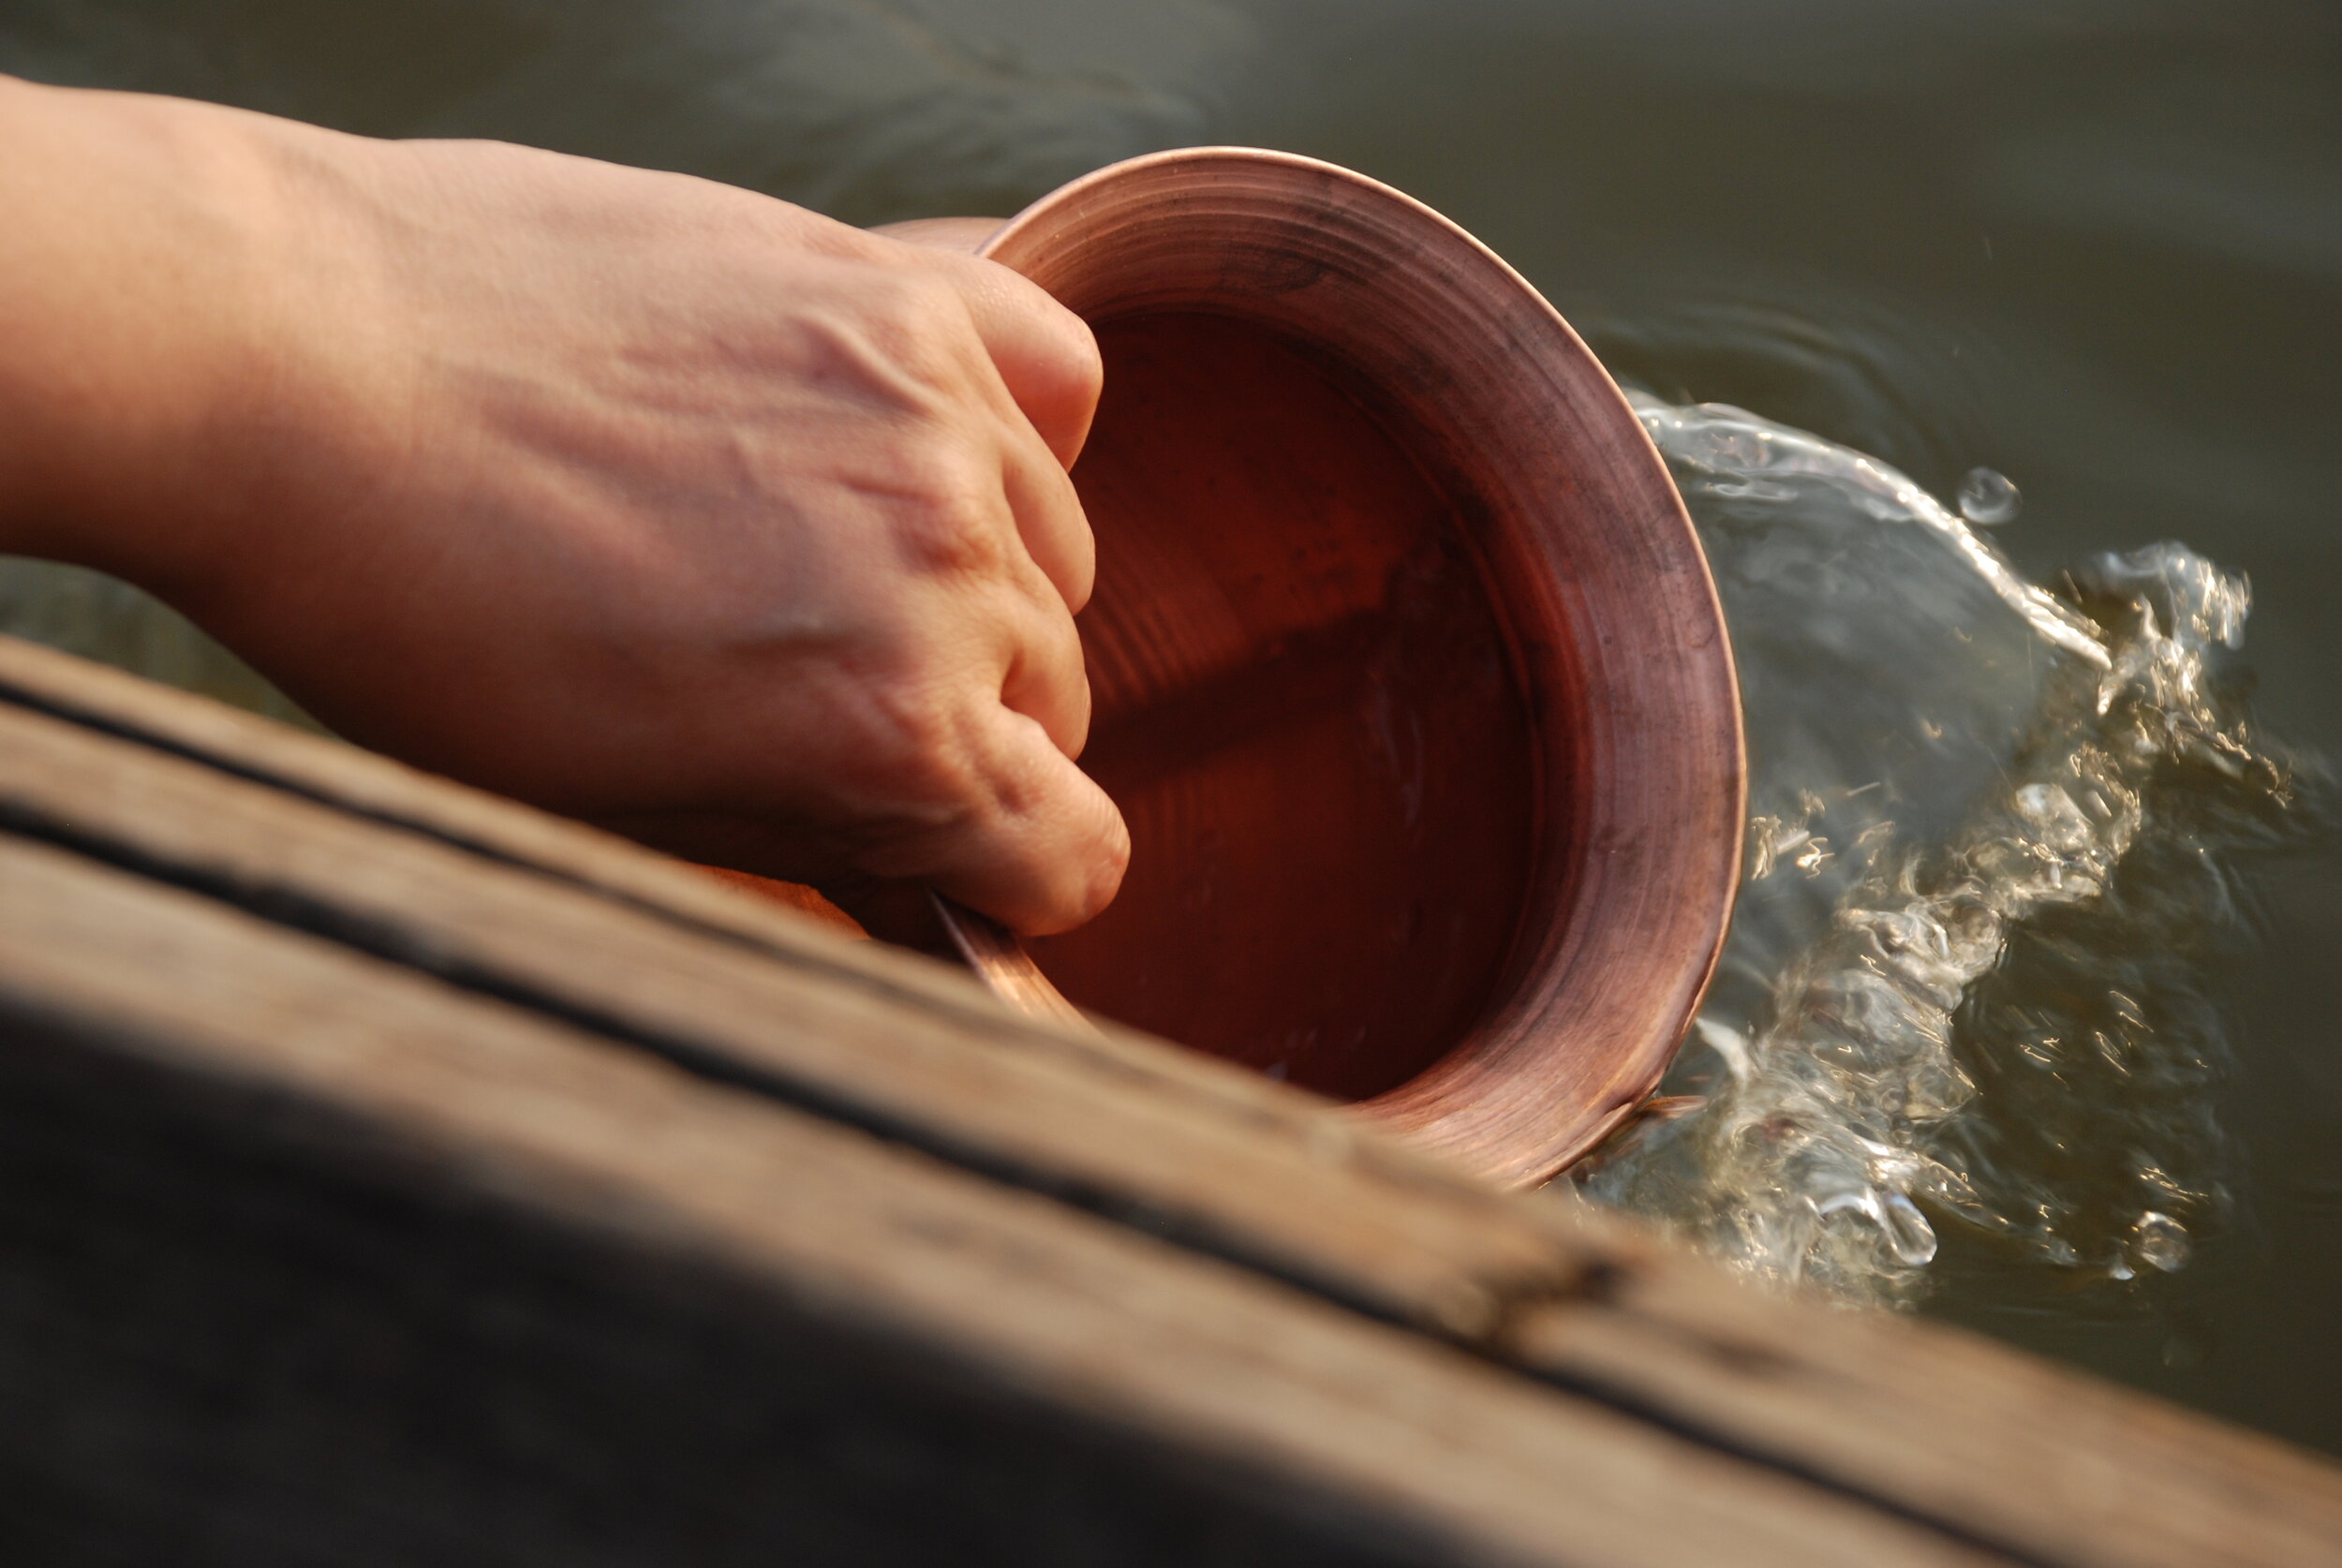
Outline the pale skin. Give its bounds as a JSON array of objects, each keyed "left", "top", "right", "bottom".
[{"left": 0, "top": 75, "right": 1128, "bottom": 935}]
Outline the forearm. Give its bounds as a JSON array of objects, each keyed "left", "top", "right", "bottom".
[{"left": 0, "top": 76, "right": 377, "bottom": 599}]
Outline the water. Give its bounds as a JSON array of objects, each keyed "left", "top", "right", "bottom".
[
  {"left": 0, "top": 559, "right": 316, "bottom": 728},
  {"left": 1957, "top": 467, "right": 2021, "bottom": 526},
  {"left": 1585, "top": 397, "right": 2324, "bottom": 1324},
  {"left": 7, "top": 0, "right": 2340, "bottom": 1455}
]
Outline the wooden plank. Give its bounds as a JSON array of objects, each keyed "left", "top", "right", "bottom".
[
  {"left": 1, "top": 635, "right": 2338, "bottom": 1566},
  {"left": 0, "top": 832, "right": 2008, "bottom": 1568},
  {"left": 0, "top": 691, "right": 1589, "bottom": 1329}
]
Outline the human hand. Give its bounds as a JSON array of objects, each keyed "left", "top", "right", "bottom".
[{"left": 0, "top": 80, "right": 1127, "bottom": 934}]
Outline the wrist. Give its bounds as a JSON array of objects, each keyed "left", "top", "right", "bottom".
[{"left": 0, "top": 78, "right": 398, "bottom": 609}]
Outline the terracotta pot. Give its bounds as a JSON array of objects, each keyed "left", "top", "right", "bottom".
[{"left": 738, "top": 149, "right": 1742, "bottom": 1189}]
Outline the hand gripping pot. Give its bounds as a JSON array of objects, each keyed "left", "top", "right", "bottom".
[{"left": 757, "top": 149, "right": 1743, "bottom": 1189}]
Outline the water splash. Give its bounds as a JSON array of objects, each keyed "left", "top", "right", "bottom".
[
  {"left": 1958, "top": 466, "right": 2022, "bottom": 525},
  {"left": 1587, "top": 396, "right": 2323, "bottom": 1309}
]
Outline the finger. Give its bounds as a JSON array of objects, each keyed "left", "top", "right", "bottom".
[
  {"left": 993, "top": 576, "right": 1092, "bottom": 758},
  {"left": 937, "top": 253, "right": 1104, "bottom": 469},
  {"left": 865, "top": 232, "right": 1099, "bottom": 610},
  {"left": 868, "top": 703, "right": 1129, "bottom": 936},
  {"left": 998, "top": 421, "right": 1097, "bottom": 614}
]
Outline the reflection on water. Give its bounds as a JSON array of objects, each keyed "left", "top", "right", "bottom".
[
  {"left": 1588, "top": 398, "right": 2326, "bottom": 1322},
  {"left": 0, "top": 559, "right": 313, "bottom": 728}
]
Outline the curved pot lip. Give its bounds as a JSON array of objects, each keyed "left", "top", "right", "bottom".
[
  {"left": 976, "top": 146, "right": 1746, "bottom": 1187},
  {"left": 983, "top": 145, "right": 1516, "bottom": 297}
]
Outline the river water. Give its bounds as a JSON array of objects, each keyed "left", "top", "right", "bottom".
[{"left": 7, "top": 0, "right": 2340, "bottom": 1456}]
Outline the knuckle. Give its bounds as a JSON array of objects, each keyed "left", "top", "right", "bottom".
[
  {"left": 785, "top": 272, "right": 974, "bottom": 409},
  {"left": 840, "top": 669, "right": 979, "bottom": 812},
  {"left": 883, "top": 452, "right": 1015, "bottom": 580},
  {"left": 860, "top": 267, "right": 970, "bottom": 347}
]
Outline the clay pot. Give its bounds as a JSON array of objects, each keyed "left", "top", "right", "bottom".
[{"left": 746, "top": 150, "right": 1742, "bottom": 1189}]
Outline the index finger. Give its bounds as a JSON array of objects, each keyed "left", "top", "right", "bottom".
[
  {"left": 950, "top": 256, "right": 1103, "bottom": 470},
  {"left": 874, "top": 229, "right": 1104, "bottom": 471}
]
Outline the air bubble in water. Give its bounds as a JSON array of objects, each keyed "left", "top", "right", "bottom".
[
  {"left": 1879, "top": 1191, "right": 1940, "bottom": 1266},
  {"left": 1814, "top": 1187, "right": 1941, "bottom": 1266},
  {"left": 2132, "top": 1210, "right": 2191, "bottom": 1272},
  {"left": 1958, "top": 466, "right": 2022, "bottom": 525}
]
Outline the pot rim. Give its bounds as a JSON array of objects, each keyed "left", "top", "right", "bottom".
[{"left": 977, "top": 147, "right": 1745, "bottom": 1186}]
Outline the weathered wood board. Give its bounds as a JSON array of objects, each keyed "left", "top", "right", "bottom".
[{"left": 0, "top": 632, "right": 2334, "bottom": 1567}]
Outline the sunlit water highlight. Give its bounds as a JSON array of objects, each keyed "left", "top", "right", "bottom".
[{"left": 1585, "top": 394, "right": 2326, "bottom": 1309}]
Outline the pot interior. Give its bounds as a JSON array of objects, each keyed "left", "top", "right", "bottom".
[{"left": 1025, "top": 310, "right": 1541, "bottom": 1101}]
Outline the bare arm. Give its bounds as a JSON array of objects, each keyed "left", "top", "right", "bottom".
[{"left": 0, "top": 75, "right": 1126, "bottom": 934}]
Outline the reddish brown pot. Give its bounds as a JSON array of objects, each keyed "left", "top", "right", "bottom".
[{"left": 792, "top": 150, "right": 1741, "bottom": 1188}]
